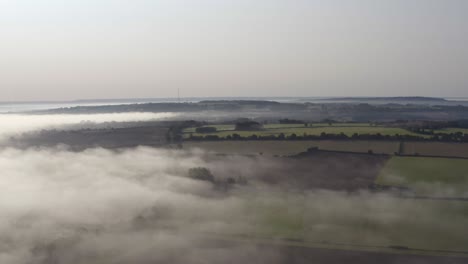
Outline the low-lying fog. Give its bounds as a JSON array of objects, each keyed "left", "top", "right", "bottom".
[
  {"left": 0, "top": 113, "right": 177, "bottom": 143},
  {"left": 0, "top": 113, "right": 466, "bottom": 264},
  {"left": 1, "top": 146, "right": 466, "bottom": 264}
]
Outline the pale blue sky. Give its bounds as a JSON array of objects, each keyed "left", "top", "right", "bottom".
[{"left": 1, "top": 0, "right": 467, "bottom": 101}]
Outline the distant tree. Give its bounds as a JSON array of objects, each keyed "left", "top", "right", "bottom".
[
  {"left": 249, "top": 134, "right": 258, "bottom": 140},
  {"left": 277, "top": 133, "right": 286, "bottom": 140},
  {"left": 204, "top": 135, "right": 220, "bottom": 140},
  {"left": 188, "top": 167, "right": 215, "bottom": 183}
]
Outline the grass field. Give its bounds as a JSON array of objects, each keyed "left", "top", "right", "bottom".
[
  {"left": 433, "top": 128, "right": 468, "bottom": 134},
  {"left": 184, "top": 123, "right": 424, "bottom": 138},
  {"left": 240, "top": 190, "right": 468, "bottom": 253},
  {"left": 377, "top": 156, "right": 468, "bottom": 196},
  {"left": 179, "top": 145, "right": 468, "bottom": 255}
]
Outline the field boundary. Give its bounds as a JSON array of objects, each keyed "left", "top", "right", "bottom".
[
  {"left": 397, "top": 154, "right": 468, "bottom": 160},
  {"left": 184, "top": 140, "right": 468, "bottom": 159},
  {"left": 205, "top": 233, "right": 468, "bottom": 258},
  {"left": 292, "top": 148, "right": 390, "bottom": 158}
]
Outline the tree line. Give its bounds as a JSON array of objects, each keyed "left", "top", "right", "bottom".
[{"left": 187, "top": 131, "right": 468, "bottom": 142}]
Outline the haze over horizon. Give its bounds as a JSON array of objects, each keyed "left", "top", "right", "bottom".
[
  {"left": 1, "top": 0, "right": 468, "bottom": 101},
  {"left": 2, "top": 94, "right": 467, "bottom": 104}
]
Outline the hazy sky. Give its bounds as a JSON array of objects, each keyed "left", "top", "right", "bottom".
[{"left": 1, "top": 0, "right": 468, "bottom": 101}]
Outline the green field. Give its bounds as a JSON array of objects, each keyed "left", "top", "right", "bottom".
[
  {"left": 433, "top": 128, "right": 468, "bottom": 134},
  {"left": 179, "top": 142, "right": 468, "bottom": 254},
  {"left": 184, "top": 123, "right": 425, "bottom": 138},
  {"left": 377, "top": 156, "right": 468, "bottom": 196},
  {"left": 238, "top": 190, "right": 468, "bottom": 253}
]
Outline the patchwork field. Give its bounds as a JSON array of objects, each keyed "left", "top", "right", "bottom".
[
  {"left": 184, "top": 123, "right": 373, "bottom": 133},
  {"left": 196, "top": 153, "right": 468, "bottom": 255},
  {"left": 242, "top": 191, "right": 468, "bottom": 254},
  {"left": 180, "top": 143, "right": 468, "bottom": 257},
  {"left": 377, "top": 156, "right": 468, "bottom": 197},
  {"left": 184, "top": 123, "right": 425, "bottom": 138},
  {"left": 433, "top": 128, "right": 468, "bottom": 134},
  {"left": 185, "top": 140, "right": 468, "bottom": 159},
  {"left": 402, "top": 142, "right": 468, "bottom": 158}
]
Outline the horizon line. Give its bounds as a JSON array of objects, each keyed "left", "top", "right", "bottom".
[{"left": 2, "top": 95, "right": 467, "bottom": 105}]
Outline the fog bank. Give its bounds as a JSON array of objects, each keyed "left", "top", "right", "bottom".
[
  {"left": 0, "top": 147, "right": 466, "bottom": 263},
  {"left": 0, "top": 112, "right": 177, "bottom": 143}
]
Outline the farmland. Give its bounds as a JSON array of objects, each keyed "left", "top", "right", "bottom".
[
  {"left": 433, "top": 128, "right": 468, "bottom": 134},
  {"left": 377, "top": 156, "right": 468, "bottom": 196},
  {"left": 194, "top": 153, "right": 468, "bottom": 255},
  {"left": 6, "top": 101, "right": 468, "bottom": 263},
  {"left": 183, "top": 123, "right": 426, "bottom": 139},
  {"left": 243, "top": 190, "right": 468, "bottom": 253},
  {"left": 183, "top": 140, "right": 400, "bottom": 156},
  {"left": 402, "top": 142, "right": 468, "bottom": 158},
  {"left": 185, "top": 139, "right": 468, "bottom": 160},
  {"left": 183, "top": 141, "right": 468, "bottom": 256}
]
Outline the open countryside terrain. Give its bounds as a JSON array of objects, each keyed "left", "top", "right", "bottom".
[
  {"left": 0, "top": 108, "right": 466, "bottom": 262},
  {"left": 183, "top": 140, "right": 400, "bottom": 156},
  {"left": 183, "top": 123, "right": 427, "bottom": 138},
  {"left": 377, "top": 156, "right": 468, "bottom": 197},
  {"left": 402, "top": 142, "right": 468, "bottom": 158},
  {"left": 182, "top": 141, "right": 468, "bottom": 256},
  {"left": 2, "top": 104, "right": 467, "bottom": 262},
  {"left": 185, "top": 139, "right": 468, "bottom": 159},
  {"left": 206, "top": 151, "right": 389, "bottom": 191},
  {"left": 432, "top": 128, "right": 468, "bottom": 134},
  {"left": 191, "top": 152, "right": 468, "bottom": 255},
  {"left": 242, "top": 191, "right": 468, "bottom": 254}
]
